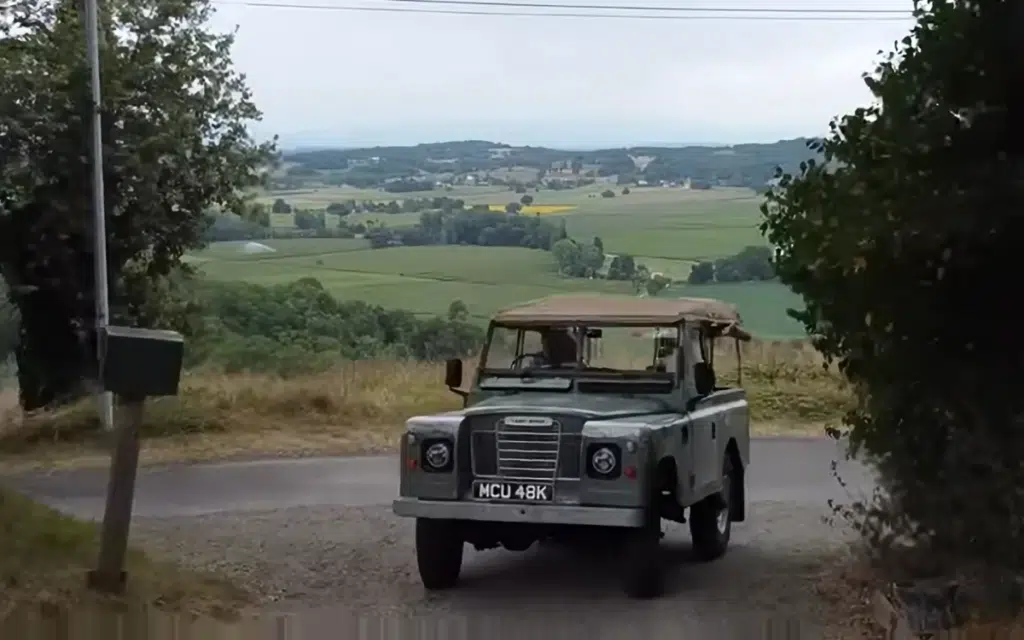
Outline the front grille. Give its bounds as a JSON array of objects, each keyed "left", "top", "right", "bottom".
[
  {"left": 470, "top": 415, "right": 582, "bottom": 480},
  {"left": 497, "top": 418, "right": 560, "bottom": 481}
]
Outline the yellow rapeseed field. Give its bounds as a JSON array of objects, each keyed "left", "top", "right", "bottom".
[{"left": 487, "top": 204, "right": 578, "bottom": 214}]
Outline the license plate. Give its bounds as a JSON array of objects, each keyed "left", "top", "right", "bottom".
[{"left": 472, "top": 481, "right": 553, "bottom": 502}]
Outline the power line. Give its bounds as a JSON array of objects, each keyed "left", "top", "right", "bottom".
[
  {"left": 388, "top": 0, "right": 909, "bottom": 15},
  {"left": 212, "top": 0, "right": 913, "bottom": 21}
]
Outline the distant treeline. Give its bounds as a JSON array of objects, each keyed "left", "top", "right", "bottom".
[
  {"left": 364, "top": 207, "right": 567, "bottom": 250},
  {"left": 277, "top": 138, "right": 819, "bottom": 190}
]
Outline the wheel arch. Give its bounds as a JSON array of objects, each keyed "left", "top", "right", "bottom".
[{"left": 654, "top": 454, "right": 678, "bottom": 494}]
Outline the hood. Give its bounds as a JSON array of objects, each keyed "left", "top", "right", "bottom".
[{"left": 464, "top": 392, "right": 673, "bottom": 420}]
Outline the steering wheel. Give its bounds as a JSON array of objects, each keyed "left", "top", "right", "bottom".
[{"left": 511, "top": 352, "right": 546, "bottom": 368}]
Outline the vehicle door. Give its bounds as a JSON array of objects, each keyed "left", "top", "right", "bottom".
[{"left": 685, "top": 326, "right": 719, "bottom": 500}]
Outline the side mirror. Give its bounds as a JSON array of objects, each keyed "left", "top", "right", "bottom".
[{"left": 444, "top": 358, "right": 463, "bottom": 389}]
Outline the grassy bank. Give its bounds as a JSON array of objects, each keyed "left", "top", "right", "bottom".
[
  {"left": 0, "top": 339, "right": 851, "bottom": 470},
  {"left": 0, "top": 488, "right": 254, "bottom": 618}
]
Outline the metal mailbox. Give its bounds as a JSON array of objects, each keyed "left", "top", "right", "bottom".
[{"left": 99, "top": 325, "right": 184, "bottom": 398}]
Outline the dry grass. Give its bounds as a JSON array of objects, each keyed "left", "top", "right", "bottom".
[
  {"left": 812, "top": 545, "right": 885, "bottom": 639},
  {"left": 0, "top": 339, "right": 851, "bottom": 470},
  {"left": 0, "top": 487, "right": 255, "bottom": 622},
  {"left": 813, "top": 545, "right": 1024, "bottom": 639}
]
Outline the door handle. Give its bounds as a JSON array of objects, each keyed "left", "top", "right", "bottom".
[{"left": 711, "top": 422, "right": 716, "bottom": 439}]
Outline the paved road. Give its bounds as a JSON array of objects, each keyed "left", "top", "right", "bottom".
[
  {"left": 6, "top": 437, "right": 876, "bottom": 639},
  {"left": 10, "top": 437, "right": 872, "bottom": 518}
]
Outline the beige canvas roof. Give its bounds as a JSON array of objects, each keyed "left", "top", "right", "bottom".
[{"left": 492, "top": 294, "right": 751, "bottom": 340}]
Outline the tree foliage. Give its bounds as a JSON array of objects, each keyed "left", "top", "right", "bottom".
[
  {"left": 190, "top": 279, "right": 483, "bottom": 375},
  {"left": 0, "top": 0, "right": 275, "bottom": 408},
  {"left": 606, "top": 254, "right": 636, "bottom": 281},
  {"left": 367, "top": 209, "right": 561, "bottom": 250},
  {"left": 551, "top": 238, "right": 604, "bottom": 278},
  {"left": 761, "top": 0, "right": 1023, "bottom": 571},
  {"left": 688, "top": 245, "right": 774, "bottom": 284}
]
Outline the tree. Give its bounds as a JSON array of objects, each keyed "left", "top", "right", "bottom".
[
  {"left": 325, "top": 202, "right": 351, "bottom": 216},
  {"left": 631, "top": 265, "right": 651, "bottom": 294},
  {"left": 520, "top": 194, "right": 534, "bottom": 206},
  {"left": 579, "top": 243, "right": 604, "bottom": 277},
  {"left": 249, "top": 204, "right": 271, "bottom": 228},
  {"left": 446, "top": 299, "right": 469, "bottom": 322},
  {"left": 687, "top": 261, "right": 715, "bottom": 284},
  {"left": 607, "top": 254, "right": 636, "bottom": 281},
  {"left": 551, "top": 239, "right": 585, "bottom": 277},
  {"left": 0, "top": 0, "right": 274, "bottom": 409},
  {"left": 728, "top": 245, "right": 775, "bottom": 280},
  {"left": 505, "top": 201, "right": 522, "bottom": 214},
  {"left": 294, "top": 210, "right": 322, "bottom": 230},
  {"left": 645, "top": 274, "right": 671, "bottom": 297},
  {"left": 272, "top": 198, "right": 292, "bottom": 214},
  {"left": 707, "top": 246, "right": 774, "bottom": 283},
  {"left": 761, "top": 0, "right": 1023, "bottom": 572}
]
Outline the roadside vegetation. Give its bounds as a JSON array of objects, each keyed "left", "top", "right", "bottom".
[
  {"left": 0, "top": 275, "right": 849, "bottom": 468},
  {"left": 763, "top": 0, "right": 1021, "bottom": 630},
  {"left": 0, "top": 487, "right": 254, "bottom": 617},
  {"left": 0, "top": 339, "right": 849, "bottom": 468},
  {"left": 0, "top": 0, "right": 270, "bottom": 618}
]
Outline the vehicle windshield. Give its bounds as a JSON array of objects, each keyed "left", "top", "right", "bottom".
[{"left": 481, "top": 324, "right": 680, "bottom": 376}]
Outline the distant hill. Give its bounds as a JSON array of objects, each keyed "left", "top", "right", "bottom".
[{"left": 278, "top": 138, "right": 819, "bottom": 191}]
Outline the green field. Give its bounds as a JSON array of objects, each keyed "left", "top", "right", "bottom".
[
  {"left": 194, "top": 245, "right": 804, "bottom": 337},
  {"left": 197, "top": 185, "right": 802, "bottom": 336},
  {"left": 256, "top": 184, "right": 764, "bottom": 262}
]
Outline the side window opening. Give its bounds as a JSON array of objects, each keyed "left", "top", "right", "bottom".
[
  {"left": 650, "top": 327, "right": 681, "bottom": 376},
  {"left": 688, "top": 326, "right": 718, "bottom": 395}
]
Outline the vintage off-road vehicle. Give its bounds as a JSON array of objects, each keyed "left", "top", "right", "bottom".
[{"left": 392, "top": 294, "right": 751, "bottom": 598}]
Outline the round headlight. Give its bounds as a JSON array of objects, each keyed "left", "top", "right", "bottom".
[
  {"left": 591, "top": 446, "right": 618, "bottom": 475},
  {"left": 425, "top": 442, "right": 451, "bottom": 469}
]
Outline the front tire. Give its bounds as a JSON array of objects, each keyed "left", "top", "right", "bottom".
[
  {"left": 689, "top": 455, "right": 734, "bottom": 561},
  {"left": 620, "top": 480, "right": 665, "bottom": 599},
  {"left": 415, "top": 518, "right": 464, "bottom": 590}
]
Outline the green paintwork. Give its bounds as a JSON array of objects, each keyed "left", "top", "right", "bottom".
[{"left": 464, "top": 391, "right": 678, "bottom": 419}]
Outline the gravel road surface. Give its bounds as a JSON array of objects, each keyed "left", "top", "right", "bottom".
[{"left": 7, "top": 437, "right": 875, "bottom": 639}]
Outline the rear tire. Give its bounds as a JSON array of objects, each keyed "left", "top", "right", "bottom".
[
  {"left": 415, "top": 518, "right": 464, "bottom": 590},
  {"left": 689, "top": 455, "right": 734, "bottom": 562}
]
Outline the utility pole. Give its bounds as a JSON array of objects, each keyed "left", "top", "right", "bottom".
[{"left": 80, "top": 0, "right": 114, "bottom": 431}]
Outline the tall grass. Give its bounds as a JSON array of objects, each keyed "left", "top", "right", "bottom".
[{"left": 0, "top": 339, "right": 850, "bottom": 463}]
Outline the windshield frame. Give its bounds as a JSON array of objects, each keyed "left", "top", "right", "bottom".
[{"left": 477, "top": 321, "right": 683, "bottom": 380}]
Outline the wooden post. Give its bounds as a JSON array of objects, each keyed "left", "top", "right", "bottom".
[{"left": 87, "top": 395, "right": 145, "bottom": 594}]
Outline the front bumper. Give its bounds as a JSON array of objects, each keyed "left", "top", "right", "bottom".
[{"left": 392, "top": 497, "right": 645, "bottom": 528}]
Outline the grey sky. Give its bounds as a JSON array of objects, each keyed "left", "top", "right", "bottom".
[{"left": 208, "top": 1, "right": 915, "bottom": 147}]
